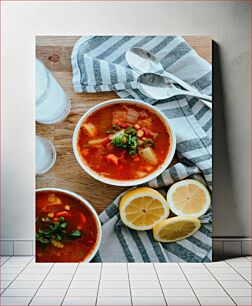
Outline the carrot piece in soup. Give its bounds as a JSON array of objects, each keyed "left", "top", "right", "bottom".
[
  {"left": 56, "top": 211, "right": 72, "bottom": 218},
  {"left": 79, "top": 213, "right": 87, "bottom": 224},
  {"left": 106, "top": 154, "right": 119, "bottom": 166},
  {"left": 116, "top": 121, "right": 129, "bottom": 128},
  {"left": 142, "top": 127, "right": 156, "bottom": 137},
  {"left": 132, "top": 155, "right": 140, "bottom": 162},
  {"left": 81, "top": 149, "right": 89, "bottom": 157},
  {"left": 86, "top": 240, "right": 95, "bottom": 246}
]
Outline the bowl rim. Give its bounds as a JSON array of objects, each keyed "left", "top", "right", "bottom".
[
  {"left": 35, "top": 187, "right": 102, "bottom": 263},
  {"left": 72, "top": 98, "right": 176, "bottom": 187}
]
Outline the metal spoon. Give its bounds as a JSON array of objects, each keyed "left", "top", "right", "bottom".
[
  {"left": 125, "top": 47, "right": 163, "bottom": 74},
  {"left": 126, "top": 47, "right": 212, "bottom": 106},
  {"left": 138, "top": 73, "right": 212, "bottom": 109}
]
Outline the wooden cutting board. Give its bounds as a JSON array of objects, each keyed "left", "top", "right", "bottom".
[{"left": 36, "top": 36, "right": 211, "bottom": 214}]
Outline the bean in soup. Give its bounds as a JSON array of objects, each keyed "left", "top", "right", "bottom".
[
  {"left": 36, "top": 191, "right": 98, "bottom": 262},
  {"left": 77, "top": 103, "right": 171, "bottom": 180}
]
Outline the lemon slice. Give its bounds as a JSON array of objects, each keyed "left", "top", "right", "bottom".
[
  {"left": 153, "top": 216, "right": 201, "bottom": 243},
  {"left": 167, "top": 179, "right": 211, "bottom": 218},
  {"left": 119, "top": 187, "right": 169, "bottom": 231}
]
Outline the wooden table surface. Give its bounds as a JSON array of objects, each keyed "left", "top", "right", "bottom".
[{"left": 36, "top": 36, "right": 211, "bottom": 214}]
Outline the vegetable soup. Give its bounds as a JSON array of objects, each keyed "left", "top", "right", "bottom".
[
  {"left": 77, "top": 103, "right": 171, "bottom": 180},
  {"left": 36, "top": 190, "right": 99, "bottom": 262}
]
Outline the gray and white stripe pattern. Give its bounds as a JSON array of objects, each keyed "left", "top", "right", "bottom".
[{"left": 72, "top": 36, "right": 212, "bottom": 262}]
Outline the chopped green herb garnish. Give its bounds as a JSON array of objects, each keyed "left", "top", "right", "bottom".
[
  {"left": 112, "top": 124, "right": 121, "bottom": 131},
  {"left": 111, "top": 128, "right": 138, "bottom": 155},
  {"left": 36, "top": 216, "right": 82, "bottom": 248},
  {"left": 59, "top": 222, "right": 68, "bottom": 229},
  {"left": 105, "top": 124, "right": 122, "bottom": 134},
  {"left": 125, "top": 127, "right": 136, "bottom": 135},
  {"left": 37, "top": 236, "right": 50, "bottom": 244},
  {"left": 127, "top": 135, "right": 138, "bottom": 155},
  {"left": 143, "top": 138, "right": 155, "bottom": 148},
  {"left": 54, "top": 234, "right": 62, "bottom": 241},
  {"left": 69, "top": 230, "right": 82, "bottom": 239}
]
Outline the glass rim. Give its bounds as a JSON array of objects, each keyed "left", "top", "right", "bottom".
[{"left": 36, "top": 136, "right": 57, "bottom": 175}]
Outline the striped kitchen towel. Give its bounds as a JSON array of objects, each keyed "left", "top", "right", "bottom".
[{"left": 71, "top": 36, "right": 212, "bottom": 262}]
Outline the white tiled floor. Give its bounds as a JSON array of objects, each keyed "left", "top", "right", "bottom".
[{"left": 0, "top": 256, "right": 251, "bottom": 305}]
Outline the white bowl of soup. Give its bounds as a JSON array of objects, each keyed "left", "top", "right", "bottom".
[
  {"left": 73, "top": 99, "right": 176, "bottom": 186},
  {"left": 36, "top": 188, "right": 102, "bottom": 263}
]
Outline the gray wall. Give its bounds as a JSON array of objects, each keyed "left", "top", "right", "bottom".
[{"left": 1, "top": 1, "right": 250, "bottom": 240}]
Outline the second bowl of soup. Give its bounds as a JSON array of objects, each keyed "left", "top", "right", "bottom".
[
  {"left": 36, "top": 188, "right": 102, "bottom": 262},
  {"left": 73, "top": 99, "right": 176, "bottom": 186}
]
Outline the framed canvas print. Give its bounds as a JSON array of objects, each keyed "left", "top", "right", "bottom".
[{"left": 35, "top": 36, "right": 212, "bottom": 263}]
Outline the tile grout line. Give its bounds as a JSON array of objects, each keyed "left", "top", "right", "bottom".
[
  {"left": 178, "top": 263, "right": 201, "bottom": 305},
  {"left": 203, "top": 263, "right": 238, "bottom": 305},
  {"left": 240, "top": 241, "right": 242, "bottom": 257},
  {"left": 153, "top": 263, "right": 168, "bottom": 306},
  {"left": 127, "top": 263, "right": 133, "bottom": 306},
  {"left": 95, "top": 263, "right": 103, "bottom": 306},
  {"left": 221, "top": 241, "right": 224, "bottom": 259},
  {"left": 239, "top": 241, "right": 242, "bottom": 257},
  {"left": 1, "top": 259, "right": 251, "bottom": 305},
  {"left": 0, "top": 256, "right": 12, "bottom": 266},
  {"left": 243, "top": 257, "right": 251, "bottom": 262},
  {"left": 0, "top": 256, "right": 34, "bottom": 296},
  {"left": 28, "top": 261, "right": 55, "bottom": 305},
  {"left": 225, "top": 260, "right": 252, "bottom": 286},
  {"left": 61, "top": 263, "right": 80, "bottom": 306}
]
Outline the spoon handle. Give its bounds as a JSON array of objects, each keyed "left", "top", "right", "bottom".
[
  {"left": 185, "top": 91, "right": 212, "bottom": 102},
  {"left": 180, "top": 91, "right": 212, "bottom": 109},
  {"left": 162, "top": 70, "right": 212, "bottom": 105}
]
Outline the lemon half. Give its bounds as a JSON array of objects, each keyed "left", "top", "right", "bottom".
[
  {"left": 119, "top": 187, "right": 169, "bottom": 231},
  {"left": 167, "top": 179, "right": 211, "bottom": 218},
  {"left": 153, "top": 216, "right": 201, "bottom": 243}
]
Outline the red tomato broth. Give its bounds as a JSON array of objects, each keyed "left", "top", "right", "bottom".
[
  {"left": 77, "top": 103, "right": 171, "bottom": 180},
  {"left": 36, "top": 191, "right": 99, "bottom": 262}
]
